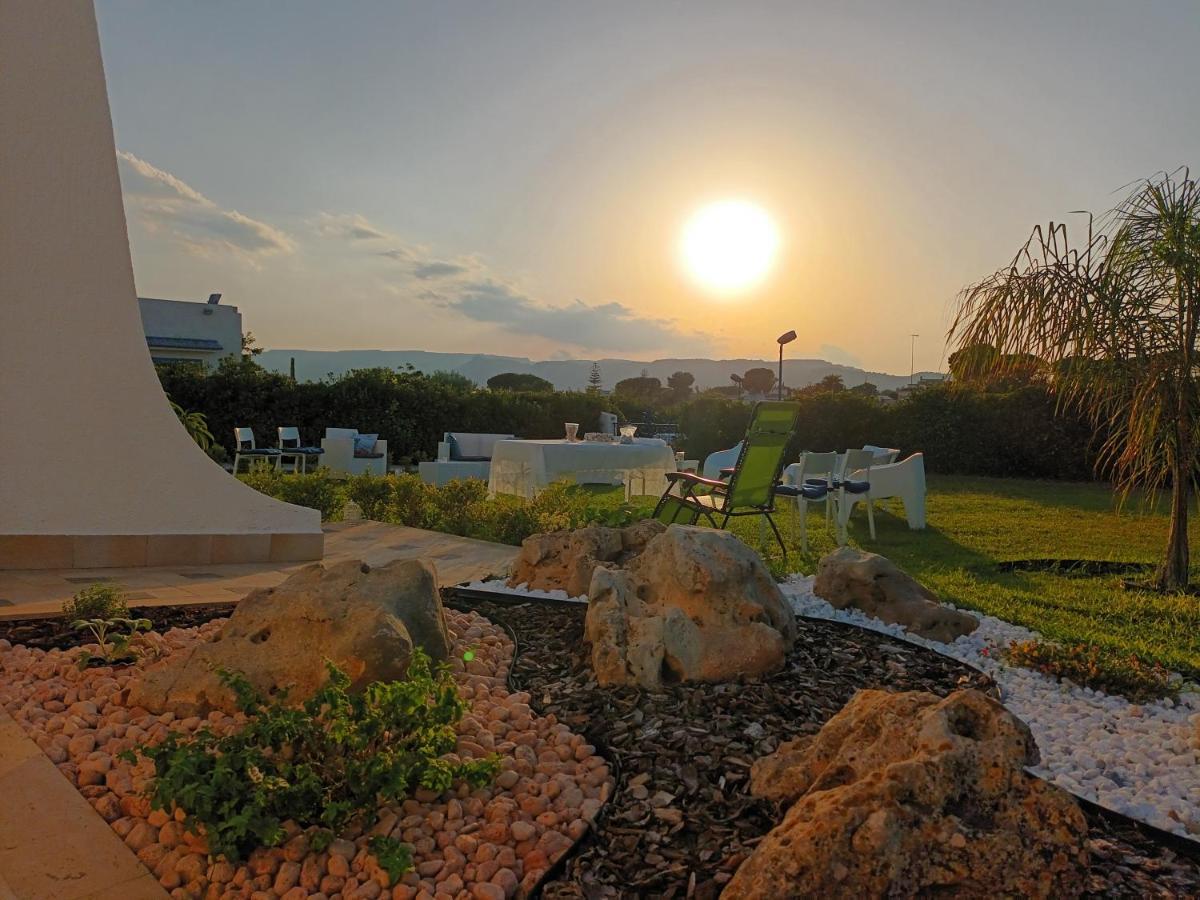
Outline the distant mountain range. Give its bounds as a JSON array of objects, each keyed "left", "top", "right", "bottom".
[{"left": 257, "top": 349, "right": 942, "bottom": 392}]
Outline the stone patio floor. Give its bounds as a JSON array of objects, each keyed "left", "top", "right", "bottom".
[{"left": 0, "top": 520, "right": 517, "bottom": 619}]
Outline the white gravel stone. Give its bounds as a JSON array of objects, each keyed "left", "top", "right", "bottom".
[{"left": 779, "top": 573, "right": 1200, "bottom": 842}]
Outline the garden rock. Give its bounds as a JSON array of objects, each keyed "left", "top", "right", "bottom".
[
  {"left": 127, "top": 558, "right": 451, "bottom": 716},
  {"left": 813, "top": 546, "right": 978, "bottom": 642},
  {"left": 584, "top": 525, "right": 796, "bottom": 688},
  {"left": 727, "top": 688, "right": 1089, "bottom": 899},
  {"left": 507, "top": 520, "right": 666, "bottom": 598}
]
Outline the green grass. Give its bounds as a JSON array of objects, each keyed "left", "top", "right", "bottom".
[{"left": 611, "top": 476, "right": 1200, "bottom": 676}]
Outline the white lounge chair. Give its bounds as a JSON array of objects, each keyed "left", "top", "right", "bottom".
[
  {"left": 320, "top": 428, "right": 388, "bottom": 477},
  {"left": 838, "top": 452, "right": 927, "bottom": 530},
  {"left": 418, "top": 432, "right": 513, "bottom": 486}
]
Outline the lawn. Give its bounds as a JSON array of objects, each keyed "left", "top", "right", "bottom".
[{"left": 710, "top": 475, "right": 1200, "bottom": 677}]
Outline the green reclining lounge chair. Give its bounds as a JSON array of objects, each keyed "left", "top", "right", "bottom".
[{"left": 651, "top": 400, "right": 800, "bottom": 557}]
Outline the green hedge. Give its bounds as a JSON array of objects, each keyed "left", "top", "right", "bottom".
[{"left": 164, "top": 361, "right": 1100, "bottom": 480}]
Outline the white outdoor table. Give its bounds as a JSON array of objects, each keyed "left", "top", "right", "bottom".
[{"left": 488, "top": 438, "right": 677, "bottom": 500}]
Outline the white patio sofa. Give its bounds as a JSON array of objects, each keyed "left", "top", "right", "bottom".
[
  {"left": 418, "top": 432, "right": 513, "bottom": 486},
  {"left": 320, "top": 428, "right": 388, "bottom": 477}
]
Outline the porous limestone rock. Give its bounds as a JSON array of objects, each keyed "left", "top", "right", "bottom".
[
  {"left": 583, "top": 525, "right": 796, "bottom": 689},
  {"left": 507, "top": 520, "right": 665, "bottom": 597},
  {"left": 813, "top": 546, "right": 978, "bottom": 642},
  {"left": 127, "top": 558, "right": 450, "bottom": 716},
  {"left": 726, "top": 688, "right": 1089, "bottom": 899}
]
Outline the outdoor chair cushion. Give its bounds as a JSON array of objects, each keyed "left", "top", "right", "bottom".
[
  {"left": 840, "top": 479, "right": 871, "bottom": 494},
  {"left": 353, "top": 433, "right": 380, "bottom": 457},
  {"left": 241, "top": 447, "right": 281, "bottom": 455},
  {"left": 447, "top": 435, "right": 489, "bottom": 462}
]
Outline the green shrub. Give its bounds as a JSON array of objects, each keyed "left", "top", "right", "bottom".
[
  {"left": 1000, "top": 639, "right": 1177, "bottom": 702},
  {"left": 127, "top": 650, "right": 498, "bottom": 867},
  {"left": 63, "top": 583, "right": 129, "bottom": 622},
  {"left": 275, "top": 469, "right": 345, "bottom": 521},
  {"left": 385, "top": 474, "right": 439, "bottom": 529},
  {"left": 343, "top": 472, "right": 395, "bottom": 520},
  {"left": 429, "top": 478, "right": 490, "bottom": 535},
  {"left": 236, "top": 464, "right": 345, "bottom": 522}
]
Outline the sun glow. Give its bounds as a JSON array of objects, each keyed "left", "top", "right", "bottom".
[{"left": 679, "top": 200, "right": 780, "bottom": 295}]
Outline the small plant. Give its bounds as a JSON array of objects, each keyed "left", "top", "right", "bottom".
[
  {"left": 369, "top": 835, "right": 414, "bottom": 886},
  {"left": 62, "top": 582, "right": 129, "bottom": 622},
  {"left": 169, "top": 397, "right": 215, "bottom": 451},
  {"left": 126, "top": 649, "right": 499, "bottom": 863},
  {"left": 73, "top": 617, "right": 152, "bottom": 668},
  {"left": 1001, "top": 639, "right": 1177, "bottom": 703}
]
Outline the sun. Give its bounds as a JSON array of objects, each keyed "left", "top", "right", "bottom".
[{"left": 679, "top": 199, "right": 780, "bottom": 295}]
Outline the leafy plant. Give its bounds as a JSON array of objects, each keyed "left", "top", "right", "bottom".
[
  {"left": 127, "top": 650, "right": 499, "bottom": 862},
  {"left": 343, "top": 471, "right": 396, "bottom": 520},
  {"left": 1001, "top": 639, "right": 1178, "bottom": 702},
  {"left": 169, "top": 397, "right": 215, "bottom": 451},
  {"left": 73, "top": 616, "right": 152, "bottom": 668},
  {"left": 368, "top": 835, "right": 414, "bottom": 885},
  {"left": 236, "top": 463, "right": 346, "bottom": 521},
  {"left": 63, "top": 583, "right": 129, "bottom": 622}
]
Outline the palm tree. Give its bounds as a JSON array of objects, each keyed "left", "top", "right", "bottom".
[{"left": 951, "top": 170, "right": 1200, "bottom": 591}]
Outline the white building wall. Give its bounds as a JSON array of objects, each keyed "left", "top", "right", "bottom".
[{"left": 138, "top": 297, "right": 242, "bottom": 365}]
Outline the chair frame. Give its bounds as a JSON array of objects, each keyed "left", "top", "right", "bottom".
[
  {"left": 232, "top": 427, "right": 281, "bottom": 474},
  {"left": 791, "top": 450, "right": 838, "bottom": 552},
  {"left": 835, "top": 448, "right": 876, "bottom": 543},
  {"left": 651, "top": 402, "right": 799, "bottom": 557},
  {"left": 277, "top": 426, "right": 324, "bottom": 475}
]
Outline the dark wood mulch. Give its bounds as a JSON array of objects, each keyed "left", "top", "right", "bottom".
[
  {"left": 0, "top": 603, "right": 234, "bottom": 652},
  {"left": 4, "top": 598, "right": 1198, "bottom": 898},
  {"left": 444, "top": 593, "right": 1200, "bottom": 900}
]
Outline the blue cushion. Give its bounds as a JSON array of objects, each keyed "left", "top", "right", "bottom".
[
  {"left": 841, "top": 480, "right": 870, "bottom": 494},
  {"left": 241, "top": 447, "right": 280, "bottom": 456},
  {"left": 353, "top": 433, "right": 378, "bottom": 453},
  {"left": 446, "top": 434, "right": 463, "bottom": 461}
]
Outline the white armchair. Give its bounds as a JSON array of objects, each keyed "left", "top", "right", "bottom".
[
  {"left": 320, "top": 428, "right": 388, "bottom": 477},
  {"left": 418, "top": 432, "right": 513, "bottom": 486},
  {"left": 702, "top": 442, "right": 743, "bottom": 480}
]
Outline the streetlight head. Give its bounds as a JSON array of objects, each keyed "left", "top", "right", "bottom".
[{"left": 777, "top": 330, "right": 797, "bottom": 345}]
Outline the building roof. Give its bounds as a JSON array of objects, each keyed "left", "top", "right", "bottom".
[{"left": 145, "top": 335, "right": 224, "bottom": 351}]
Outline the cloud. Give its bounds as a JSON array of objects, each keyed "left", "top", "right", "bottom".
[
  {"left": 313, "top": 212, "right": 388, "bottom": 241},
  {"left": 445, "top": 280, "right": 713, "bottom": 353},
  {"left": 412, "top": 260, "right": 468, "bottom": 280},
  {"left": 117, "top": 151, "right": 294, "bottom": 258}
]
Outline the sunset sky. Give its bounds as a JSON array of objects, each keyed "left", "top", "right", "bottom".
[{"left": 96, "top": 1, "right": 1200, "bottom": 374}]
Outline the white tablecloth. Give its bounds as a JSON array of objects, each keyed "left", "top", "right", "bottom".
[{"left": 488, "top": 439, "right": 677, "bottom": 500}]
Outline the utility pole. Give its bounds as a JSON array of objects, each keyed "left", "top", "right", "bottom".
[{"left": 909, "top": 334, "right": 919, "bottom": 386}]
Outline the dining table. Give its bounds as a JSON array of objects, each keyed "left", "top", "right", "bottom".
[{"left": 487, "top": 438, "right": 677, "bottom": 500}]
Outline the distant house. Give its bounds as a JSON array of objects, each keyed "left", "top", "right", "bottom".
[
  {"left": 138, "top": 294, "right": 242, "bottom": 367},
  {"left": 895, "top": 374, "right": 947, "bottom": 401}
]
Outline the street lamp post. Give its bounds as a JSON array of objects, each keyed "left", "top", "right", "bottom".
[{"left": 776, "top": 330, "right": 797, "bottom": 400}]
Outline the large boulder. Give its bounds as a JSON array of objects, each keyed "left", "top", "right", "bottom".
[
  {"left": 128, "top": 558, "right": 451, "bottom": 716},
  {"left": 726, "top": 689, "right": 1089, "bottom": 899},
  {"left": 583, "top": 525, "right": 796, "bottom": 689},
  {"left": 508, "top": 520, "right": 665, "bottom": 597},
  {"left": 813, "top": 546, "right": 978, "bottom": 642}
]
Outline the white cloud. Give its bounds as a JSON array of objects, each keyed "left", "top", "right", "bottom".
[
  {"left": 117, "top": 151, "right": 294, "bottom": 259},
  {"left": 445, "top": 280, "right": 714, "bottom": 354}
]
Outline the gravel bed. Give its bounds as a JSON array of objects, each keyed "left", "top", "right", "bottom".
[
  {"left": 782, "top": 575, "right": 1200, "bottom": 842},
  {"left": 0, "top": 607, "right": 610, "bottom": 899},
  {"left": 445, "top": 590, "right": 1200, "bottom": 899}
]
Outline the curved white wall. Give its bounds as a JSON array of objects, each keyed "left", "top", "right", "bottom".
[{"left": 0, "top": 0, "right": 321, "bottom": 568}]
